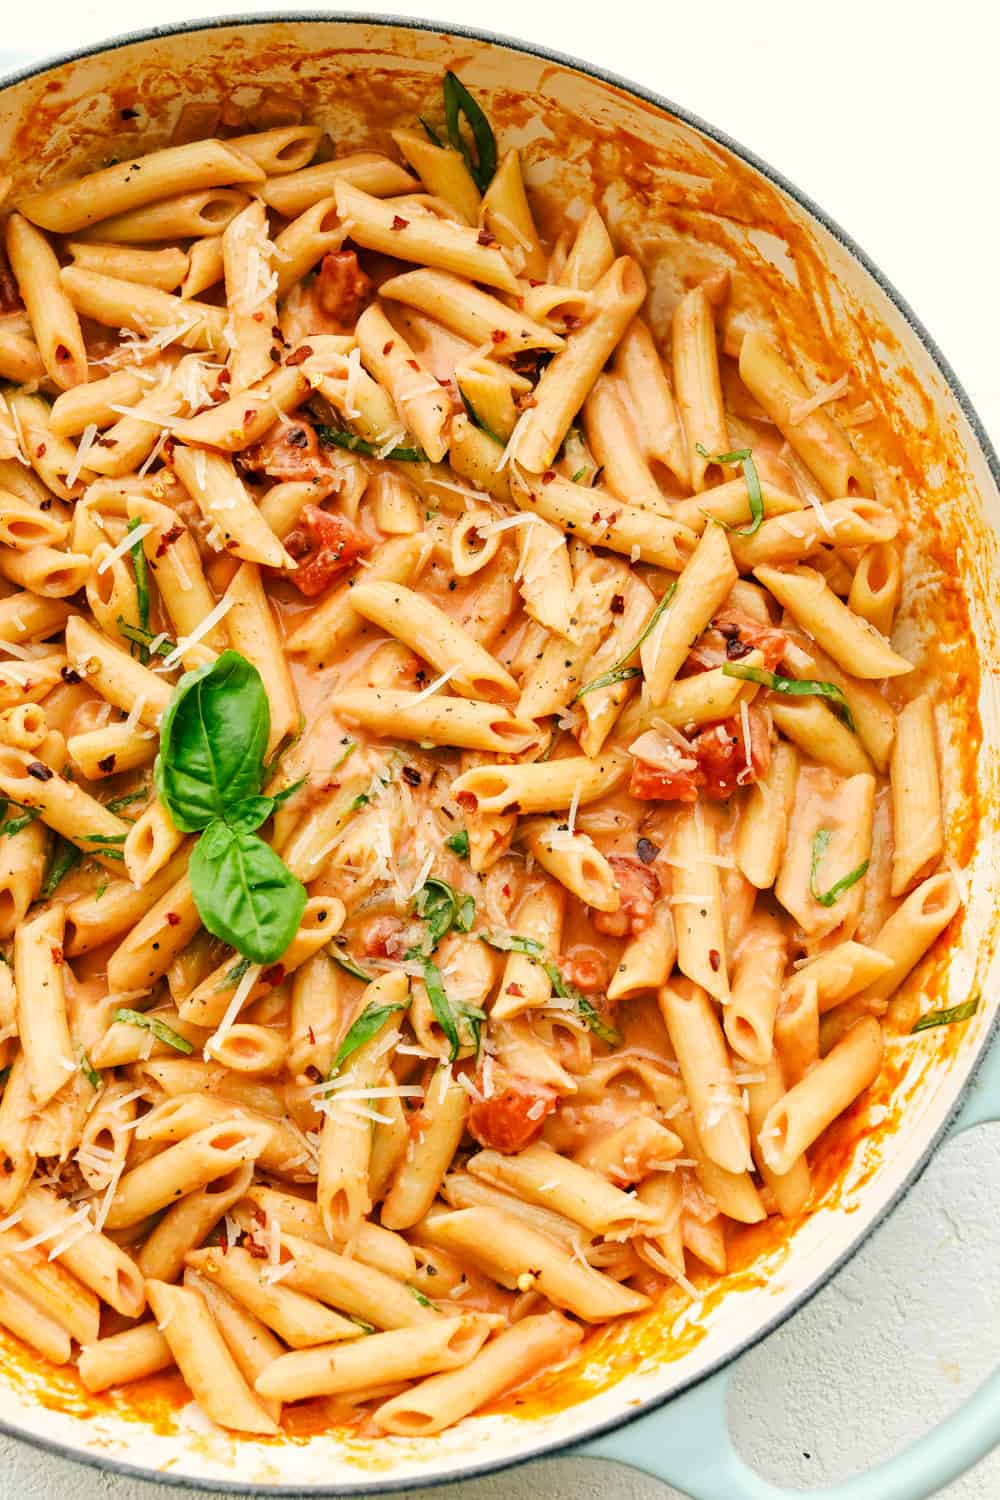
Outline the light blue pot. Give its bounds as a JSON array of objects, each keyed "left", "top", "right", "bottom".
[{"left": 0, "top": 16, "right": 997, "bottom": 1499}]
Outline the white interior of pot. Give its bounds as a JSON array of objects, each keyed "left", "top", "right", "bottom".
[{"left": 0, "top": 19, "right": 997, "bottom": 1489}]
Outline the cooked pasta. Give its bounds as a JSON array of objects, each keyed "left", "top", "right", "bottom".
[{"left": 0, "top": 71, "right": 965, "bottom": 1442}]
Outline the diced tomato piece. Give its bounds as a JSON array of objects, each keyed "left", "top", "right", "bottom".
[
  {"left": 557, "top": 950, "right": 610, "bottom": 994},
  {"left": 593, "top": 856, "right": 661, "bottom": 938},
  {"left": 314, "top": 251, "right": 373, "bottom": 330},
  {"left": 467, "top": 1080, "right": 558, "bottom": 1154},
  {"left": 285, "top": 504, "right": 372, "bottom": 596},
  {"left": 630, "top": 706, "right": 770, "bottom": 803},
  {"left": 713, "top": 610, "right": 791, "bottom": 672},
  {"left": 357, "top": 914, "right": 407, "bottom": 958}
]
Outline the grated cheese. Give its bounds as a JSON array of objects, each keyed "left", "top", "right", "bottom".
[
  {"left": 97, "top": 523, "right": 154, "bottom": 575},
  {"left": 204, "top": 961, "right": 262, "bottom": 1059},
  {"left": 162, "top": 595, "right": 235, "bottom": 669},
  {"left": 343, "top": 346, "right": 363, "bottom": 420},
  {"left": 787, "top": 372, "right": 850, "bottom": 425},
  {"left": 65, "top": 423, "right": 99, "bottom": 489},
  {"left": 409, "top": 665, "right": 457, "bottom": 705}
]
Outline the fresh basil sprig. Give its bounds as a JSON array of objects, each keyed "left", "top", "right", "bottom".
[
  {"left": 117, "top": 616, "right": 176, "bottom": 660},
  {"left": 722, "top": 663, "right": 856, "bottom": 732},
  {"left": 316, "top": 425, "right": 426, "bottom": 462},
  {"left": 545, "top": 963, "right": 622, "bottom": 1046},
  {"left": 809, "top": 829, "right": 869, "bottom": 907},
  {"left": 442, "top": 71, "right": 497, "bottom": 192},
  {"left": 458, "top": 387, "right": 504, "bottom": 445},
  {"left": 126, "top": 517, "right": 152, "bottom": 662},
  {"left": 422, "top": 958, "right": 485, "bottom": 1061},
  {"left": 113, "top": 1008, "right": 193, "bottom": 1055},
  {"left": 912, "top": 996, "right": 980, "bottom": 1034},
  {"left": 328, "top": 946, "right": 374, "bottom": 983},
  {"left": 156, "top": 652, "right": 307, "bottom": 964},
  {"left": 576, "top": 583, "right": 677, "bottom": 700},
  {"left": 695, "top": 443, "right": 764, "bottom": 536},
  {"left": 445, "top": 828, "right": 469, "bottom": 858}
]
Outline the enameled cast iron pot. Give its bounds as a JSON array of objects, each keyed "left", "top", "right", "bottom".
[{"left": 0, "top": 16, "right": 998, "bottom": 1498}]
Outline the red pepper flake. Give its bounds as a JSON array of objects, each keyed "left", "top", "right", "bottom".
[
  {"left": 382, "top": 339, "right": 395, "bottom": 355},
  {"left": 218, "top": 368, "right": 231, "bottom": 388},
  {"left": 490, "top": 329, "right": 506, "bottom": 344},
  {"left": 541, "top": 470, "right": 556, "bottom": 484},
  {"left": 391, "top": 215, "right": 409, "bottom": 230},
  {"left": 307, "top": 1026, "right": 316, "bottom": 1045},
  {"left": 477, "top": 228, "right": 497, "bottom": 246},
  {"left": 166, "top": 911, "right": 181, "bottom": 927},
  {"left": 36, "top": 443, "right": 46, "bottom": 458},
  {"left": 252, "top": 311, "right": 265, "bottom": 323},
  {"left": 611, "top": 593, "right": 625, "bottom": 614},
  {"left": 244, "top": 1235, "right": 268, "bottom": 1260},
  {"left": 261, "top": 963, "right": 285, "bottom": 987},
  {"left": 97, "top": 754, "right": 116, "bottom": 773},
  {"left": 51, "top": 946, "right": 63, "bottom": 966},
  {"left": 285, "top": 344, "right": 313, "bottom": 366},
  {"left": 505, "top": 982, "right": 525, "bottom": 998},
  {"left": 156, "top": 523, "right": 184, "bottom": 557},
  {"left": 406, "top": 359, "right": 420, "bottom": 371},
  {"left": 528, "top": 278, "right": 543, "bottom": 288},
  {"left": 709, "top": 949, "right": 721, "bottom": 972}
]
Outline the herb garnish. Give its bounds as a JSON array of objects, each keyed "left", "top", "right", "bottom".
[
  {"left": 0, "top": 807, "right": 41, "bottom": 838},
  {"left": 42, "top": 836, "right": 82, "bottom": 898},
  {"left": 912, "top": 997, "right": 980, "bottom": 1034},
  {"left": 575, "top": 583, "right": 677, "bottom": 700},
  {"left": 445, "top": 828, "right": 470, "bottom": 858},
  {"left": 113, "top": 1008, "right": 193, "bottom": 1054},
  {"left": 330, "top": 996, "right": 409, "bottom": 1075},
  {"left": 155, "top": 652, "right": 307, "bottom": 963},
  {"left": 117, "top": 616, "right": 176, "bottom": 660},
  {"left": 480, "top": 931, "right": 545, "bottom": 957},
  {"left": 422, "top": 959, "right": 485, "bottom": 1061},
  {"left": 442, "top": 71, "right": 497, "bottom": 192},
  {"left": 406, "top": 878, "right": 475, "bottom": 957},
  {"left": 458, "top": 387, "right": 504, "bottom": 445},
  {"left": 126, "top": 517, "right": 152, "bottom": 662},
  {"left": 545, "top": 964, "right": 622, "bottom": 1046},
  {"left": 695, "top": 443, "right": 764, "bottom": 536},
  {"left": 316, "top": 425, "right": 426, "bottom": 462},
  {"left": 328, "top": 947, "right": 374, "bottom": 983},
  {"left": 721, "top": 663, "right": 856, "bottom": 732},
  {"left": 79, "top": 1049, "right": 102, "bottom": 1091},
  {"left": 106, "top": 787, "right": 150, "bottom": 814},
  {"left": 809, "top": 829, "right": 869, "bottom": 907}
]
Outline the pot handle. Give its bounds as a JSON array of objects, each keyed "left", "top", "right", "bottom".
[{"left": 574, "top": 1026, "right": 1000, "bottom": 1500}]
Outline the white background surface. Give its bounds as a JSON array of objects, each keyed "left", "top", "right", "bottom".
[{"left": 1, "top": 2, "right": 999, "bottom": 1496}]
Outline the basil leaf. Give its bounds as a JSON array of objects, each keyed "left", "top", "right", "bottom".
[
  {"left": 545, "top": 963, "right": 622, "bottom": 1046},
  {"left": 809, "top": 829, "right": 869, "bottom": 907},
  {"left": 328, "top": 947, "right": 374, "bottom": 983},
  {"left": 81, "top": 832, "right": 127, "bottom": 846},
  {"left": 721, "top": 663, "right": 856, "bottom": 733},
  {"left": 571, "top": 467, "right": 588, "bottom": 483},
  {"left": 0, "top": 1065, "right": 11, "bottom": 1091},
  {"left": 189, "top": 820, "right": 307, "bottom": 964},
  {"left": 576, "top": 583, "right": 677, "bottom": 700},
  {"left": 126, "top": 517, "right": 152, "bottom": 661},
  {"left": 410, "top": 877, "right": 474, "bottom": 952},
  {"left": 225, "top": 796, "right": 277, "bottom": 834},
  {"left": 272, "top": 777, "right": 307, "bottom": 808},
  {"left": 1, "top": 807, "right": 41, "bottom": 837},
  {"left": 316, "top": 425, "right": 426, "bottom": 462},
  {"left": 695, "top": 443, "right": 764, "bottom": 536},
  {"left": 330, "top": 999, "right": 408, "bottom": 1075},
  {"left": 458, "top": 386, "right": 504, "bottom": 445},
  {"left": 79, "top": 1049, "right": 102, "bottom": 1090},
  {"left": 156, "top": 651, "right": 271, "bottom": 832},
  {"left": 442, "top": 71, "right": 497, "bottom": 192},
  {"left": 422, "top": 959, "right": 461, "bottom": 1060},
  {"left": 419, "top": 116, "right": 443, "bottom": 147},
  {"left": 445, "top": 828, "right": 469, "bottom": 858},
  {"left": 480, "top": 931, "right": 544, "bottom": 957},
  {"left": 409, "top": 1284, "right": 435, "bottom": 1308},
  {"left": 117, "top": 616, "right": 175, "bottom": 659},
  {"left": 912, "top": 996, "right": 980, "bottom": 1034},
  {"left": 113, "top": 1008, "right": 193, "bottom": 1055},
  {"left": 43, "top": 836, "right": 82, "bottom": 898}
]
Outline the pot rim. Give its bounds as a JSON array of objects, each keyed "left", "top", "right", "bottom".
[{"left": 1, "top": 12, "right": 997, "bottom": 1493}]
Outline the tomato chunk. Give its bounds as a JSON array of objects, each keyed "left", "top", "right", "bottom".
[
  {"left": 285, "top": 504, "right": 371, "bottom": 597},
  {"left": 468, "top": 1079, "right": 558, "bottom": 1154},
  {"left": 593, "top": 857, "right": 661, "bottom": 938},
  {"left": 314, "top": 251, "right": 373, "bottom": 330},
  {"left": 557, "top": 950, "right": 610, "bottom": 994},
  {"left": 713, "top": 610, "right": 791, "bottom": 672},
  {"left": 630, "top": 706, "right": 771, "bottom": 803}
]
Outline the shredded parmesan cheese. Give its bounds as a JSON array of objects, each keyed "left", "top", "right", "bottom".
[{"left": 97, "top": 523, "right": 154, "bottom": 574}]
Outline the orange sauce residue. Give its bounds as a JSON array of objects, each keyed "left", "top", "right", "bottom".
[{"left": 0, "top": 21, "right": 994, "bottom": 1457}]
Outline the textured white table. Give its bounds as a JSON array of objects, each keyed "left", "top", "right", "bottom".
[{"left": 1, "top": 2, "right": 998, "bottom": 1494}]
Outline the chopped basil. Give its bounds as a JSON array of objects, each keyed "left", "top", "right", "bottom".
[
  {"left": 328, "top": 946, "right": 374, "bottom": 983},
  {"left": 126, "top": 517, "right": 152, "bottom": 662},
  {"left": 480, "top": 931, "right": 545, "bottom": 957},
  {"left": 316, "top": 425, "right": 426, "bottom": 462},
  {"left": 82, "top": 832, "right": 127, "bottom": 846},
  {"left": 695, "top": 443, "right": 764, "bottom": 536},
  {"left": 216, "top": 955, "right": 253, "bottom": 991},
  {"left": 445, "top": 828, "right": 470, "bottom": 858},
  {"left": 419, "top": 116, "right": 443, "bottom": 147},
  {"left": 0, "top": 807, "right": 41, "bottom": 838},
  {"left": 79, "top": 1049, "right": 102, "bottom": 1091},
  {"left": 408, "top": 878, "right": 475, "bottom": 956},
  {"left": 117, "top": 616, "right": 176, "bottom": 659},
  {"left": 409, "top": 1284, "right": 435, "bottom": 1308},
  {"left": 113, "top": 1008, "right": 193, "bottom": 1055},
  {"left": 442, "top": 71, "right": 497, "bottom": 192},
  {"left": 544, "top": 964, "right": 622, "bottom": 1046},
  {"left": 421, "top": 960, "right": 485, "bottom": 1061},
  {"left": 42, "top": 836, "right": 82, "bottom": 898},
  {"left": 106, "top": 787, "right": 149, "bottom": 814},
  {"left": 458, "top": 386, "right": 504, "bottom": 445},
  {"left": 349, "top": 1315, "right": 377, "bottom": 1334},
  {"left": 809, "top": 829, "right": 869, "bottom": 907},
  {"left": 912, "top": 997, "right": 980, "bottom": 1034},
  {"left": 721, "top": 663, "right": 856, "bottom": 732},
  {"left": 576, "top": 582, "right": 677, "bottom": 700},
  {"left": 571, "top": 466, "right": 589, "bottom": 484},
  {"left": 330, "top": 997, "right": 408, "bottom": 1075}
]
